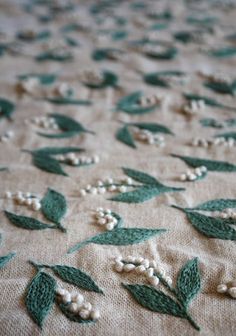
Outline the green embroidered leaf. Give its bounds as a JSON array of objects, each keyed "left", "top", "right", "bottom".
[
  {"left": 145, "top": 47, "right": 178, "bottom": 60},
  {"left": 209, "top": 47, "right": 236, "bottom": 58},
  {"left": 37, "top": 131, "right": 80, "bottom": 139},
  {"left": 116, "top": 126, "right": 136, "bottom": 148},
  {"left": 92, "top": 48, "right": 122, "bottom": 61},
  {"left": 25, "top": 271, "right": 56, "bottom": 328},
  {"left": 4, "top": 211, "right": 55, "bottom": 230},
  {"left": 186, "top": 199, "right": 236, "bottom": 212},
  {"left": 111, "top": 30, "right": 127, "bottom": 40},
  {"left": 144, "top": 71, "right": 184, "bottom": 87},
  {"left": 68, "top": 228, "right": 166, "bottom": 253},
  {"left": 32, "top": 154, "right": 68, "bottom": 176},
  {"left": 65, "top": 36, "right": 80, "bottom": 47},
  {"left": 176, "top": 258, "right": 201, "bottom": 307},
  {"left": 123, "top": 284, "right": 185, "bottom": 317},
  {"left": 0, "top": 98, "right": 15, "bottom": 120},
  {"left": 112, "top": 212, "right": 123, "bottom": 229},
  {"left": 17, "top": 30, "right": 50, "bottom": 41},
  {"left": 31, "top": 147, "right": 84, "bottom": 156},
  {"left": 200, "top": 118, "right": 223, "bottom": 129},
  {"left": 50, "top": 113, "right": 94, "bottom": 134},
  {"left": 226, "top": 119, "right": 236, "bottom": 127},
  {"left": 0, "top": 252, "right": 16, "bottom": 269},
  {"left": 44, "top": 97, "right": 91, "bottom": 105},
  {"left": 18, "top": 73, "right": 57, "bottom": 85},
  {"left": 183, "top": 93, "right": 236, "bottom": 111},
  {"left": 122, "top": 167, "right": 159, "bottom": 185},
  {"left": 204, "top": 80, "right": 236, "bottom": 95},
  {"left": 216, "top": 132, "right": 236, "bottom": 140},
  {"left": 59, "top": 303, "right": 93, "bottom": 324},
  {"left": 109, "top": 186, "right": 161, "bottom": 203},
  {"left": 185, "top": 211, "right": 236, "bottom": 240},
  {"left": 0, "top": 167, "right": 8, "bottom": 172},
  {"left": 173, "top": 31, "right": 196, "bottom": 43},
  {"left": 41, "top": 189, "right": 67, "bottom": 228},
  {"left": 116, "top": 91, "right": 158, "bottom": 115},
  {"left": 51, "top": 265, "right": 103, "bottom": 293},
  {"left": 35, "top": 51, "right": 73, "bottom": 62},
  {"left": 171, "top": 154, "right": 236, "bottom": 172},
  {"left": 84, "top": 71, "right": 118, "bottom": 89},
  {"left": 130, "top": 122, "right": 174, "bottom": 135}
]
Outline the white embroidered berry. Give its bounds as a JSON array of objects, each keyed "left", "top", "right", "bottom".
[
  {"left": 106, "top": 222, "right": 115, "bottom": 230},
  {"left": 71, "top": 293, "right": 84, "bottom": 305},
  {"left": 62, "top": 292, "right": 72, "bottom": 304},
  {"left": 56, "top": 287, "right": 67, "bottom": 296},
  {"left": 126, "top": 256, "right": 137, "bottom": 263},
  {"left": 108, "top": 185, "right": 117, "bottom": 192},
  {"left": 92, "top": 155, "right": 100, "bottom": 163},
  {"left": 79, "top": 309, "right": 90, "bottom": 319},
  {"left": 25, "top": 198, "right": 33, "bottom": 206},
  {"left": 98, "top": 187, "right": 106, "bottom": 194},
  {"left": 31, "top": 200, "right": 41, "bottom": 211},
  {"left": 217, "top": 284, "right": 228, "bottom": 294},
  {"left": 135, "top": 265, "right": 146, "bottom": 274},
  {"left": 5, "top": 191, "right": 12, "bottom": 199},
  {"left": 228, "top": 287, "right": 236, "bottom": 298},
  {"left": 165, "top": 276, "right": 173, "bottom": 286},
  {"left": 90, "top": 309, "right": 100, "bottom": 320},
  {"left": 114, "top": 261, "right": 124, "bottom": 272},
  {"left": 69, "top": 302, "right": 79, "bottom": 313},
  {"left": 80, "top": 189, "right": 87, "bottom": 196},
  {"left": 98, "top": 218, "right": 107, "bottom": 225},
  {"left": 155, "top": 266, "right": 165, "bottom": 276},
  {"left": 123, "top": 263, "right": 136, "bottom": 272},
  {"left": 149, "top": 260, "right": 157, "bottom": 268},
  {"left": 180, "top": 173, "right": 187, "bottom": 181},
  {"left": 146, "top": 267, "right": 154, "bottom": 278},
  {"left": 114, "top": 256, "right": 122, "bottom": 263},
  {"left": 136, "top": 257, "right": 144, "bottom": 263},
  {"left": 141, "top": 259, "right": 150, "bottom": 269},
  {"left": 90, "top": 187, "right": 98, "bottom": 195},
  {"left": 83, "top": 302, "right": 92, "bottom": 311},
  {"left": 149, "top": 276, "right": 159, "bottom": 286}
]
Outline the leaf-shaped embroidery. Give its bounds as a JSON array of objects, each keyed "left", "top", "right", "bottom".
[
  {"left": 173, "top": 31, "right": 196, "bottom": 43},
  {"left": 171, "top": 154, "right": 236, "bottom": 172},
  {"left": 200, "top": 118, "right": 223, "bottom": 129},
  {"left": 0, "top": 252, "right": 16, "bottom": 269},
  {"left": 41, "top": 189, "right": 67, "bottom": 231},
  {"left": 92, "top": 48, "right": 123, "bottom": 61},
  {"left": 68, "top": 228, "right": 166, "bottom": 253},
  {"left": 44, "top": 97, "right": 91, "bottom": 105},
  {"left": 4, "top": 211, "right": 55, "bottom": 230},
  {"left": 216, "top": 132, "right": 236, "bottom": 140},
  {"left": 18, "top": 73, "right": 57, "bottom": 85},
  {"left": 123, "top": 284, "right": 185, "bottom": 317},
  {"left": 109, "top": 185, "right": 165, "bottom": 203},
  {"left": 145, "top": 47, "right": 178, "bottom": 60},
  {"left": 32, "top": 153, "right": 68, "bottom": 176},
  {"left": 183, "top": 93, "right": 236, "bottom": 111},
  {"left": 144, "top": 71, "right": 185, "bottom": 87},
  {"left": 84, "top": 71, "right": 118, "bottom": 89},
  {"left": 36, "top": 131, "right": 80, "bottom": 139},
  {"left": 116, "top": 125, "right": 136, "bottom": 148},
  {"left": 116, "top": 91, "right": 158, "bottom": 115},
  {"left": 176, "top": 258, "right": 201, "bottom": 308},
  {"left": 51, "top": 265, "right": 103, "bottom": 293},
  {"left": 59, "top": 303, "right": 93, "bottom": 323},
  {"left": 130, "top": 122, "right": 173, "bottom": 135},
  {"left": 0, "top": 167, "right": 8, "bottom": 172},
  {"left": 35, "top": 50, "right": 73, "bottom": 62},
  {"left": 122, "top": 167, "right": 159, "bottom": 185},
  {"left": 25, "top": 271, "right": 56, "bottom": 328},
  {"left": 0, "top": 98, "right": 15, "bottom": 120},
  {"left": 209, "top": 47, "right": 236, "bottom": 58},
  {"left": 185, "top": 199, "right": 236, "bottom": 212},
  {"left": 17, "top": 30, "right": 50, "bottom": 41},
  {"left": 204, "top": 80, "right": 236, "bottom": 95},
  {"left": 31, "top": 147, "right": 84, "bottom": 156}
]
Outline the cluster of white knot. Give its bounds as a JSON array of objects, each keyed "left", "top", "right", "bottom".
[
  {"left": 134, "top": 129, "right": 165, "bottom": 146},
  {"left": 29, "top": 116, "right": 59, "bottom": 130},
  {"left": 138, "top": 94, "right": 162, "bottom": 107},
  {"left": 180, "top": 166, "right": 207, "bottom": 182},
  {"left": 0, "top": 130, "right": 14, "bottom": 142},
  {"left": 183, "top": 100, "right": 206, "bottom": 115},
  {"left": 217, "top": 281, "right": 236, "bottom": 299},
  {"left": 191, "top": 137, "right": 235, "bottom": 148},
  {"left": 53, "top": 82, "right": 72, "bottom": 98},
  {"left": 56, "top": 287, "right": 100, "bottom": 320},
  {"left": 17, "top": 77, "right": 40, "bottom": 94},
  {"left": 199, "top": 70, "right": 231, "bottom": 84},
  {"left": 5, "top": 191, "right": 41, "bottom": 211},
  {"left": 57, "top": 152, "right": 100, "bottom": 166},
  {"left": 80, "top": 176, "right": 133, "bottom": 197},
  {"left": 83, "top": 70, "right": 103, "bottom": 84},
  {"left": 114, "top": 256, "right": 172, "bottom": 287},
  {"left": 213, "top": 208, "right": 236, "bottom": 219},
  {"left": 94, "top": 208, "right": 118, "bottom": 231}
]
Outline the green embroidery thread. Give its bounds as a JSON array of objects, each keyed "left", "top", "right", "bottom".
[
  {"left": 35, "top": 50, "right": 73, "bottom": 62},
  {"left": 0, "top": 98, "right": 15, "bottom": 120},
  {"left": 92, "top": 48, "right": 123, "bottom": 61},
  {"left": 144, "top": 71, "right": 185, "bottom": 87},
  {"left": 83, "top": 71, "right": 118, "bottom": 89},
  {"left": 4, "top": 211, "right": 57, "bottom": 230},
  {"left": 144, "top": 46, "right": 178, "bottom": 60},
  {"left": 183, "top": 93, "right": 236, "bottom": 111},
  {"left": 0, "top": 233, "right": 16, "bottom": 269},
  {"left": 44, "top": 97, "right": 92, "bottom": 105},
  {"left": 204, "top": 80, "right": 236, "bottom": 95},
  {"left": 209, "top": 47, "right": 236, "bottom": 58},
  {"left": 122, "top": 258, "right": 201, "bottom": 331},
  {"left": 18, "top": 73, "right": 57, "bottom": 85},
  {"left": 116, "top": 92, "right": 159, "bottom": 115},
  {"left": 171, "top": 154, "right": 236, "bottom": 172}
]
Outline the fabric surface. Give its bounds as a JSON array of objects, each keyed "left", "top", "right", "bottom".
[{"left": 0, "top": 0, "right": 236, "bottom": 335}]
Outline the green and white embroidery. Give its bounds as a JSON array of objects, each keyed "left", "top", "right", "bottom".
[
  {"left": 25, "top": 260, "right": 102, "bottom": 328},
  {"left": 0, "top": 233, "right": 16, "bottom": 269},
  {"left": 24, "top": 146, "right": 99, "bottom": 176},
  {"left": 18, "top": 73, "right": 57, "bottom": 85},
  {"left": 92, "top": 48, "right": 124, "bottom": 61},
  {"left": 82, "top": 70, "right": 118, "bottom": 89},
  {"left": 183, "top": 93, "right": 236, "bottom": 111},
  {"left": 17, "top": 29, "right": 51, "bottom": 41},
  {"left": 0, "top": 130, "right": 14, "bottom": 143},
  {"left": 116, "top": 122, "right": 173, "bottom": 149},
  {"left": 172, "top": 198, "right": 236, "bottom": 240},
  {"left": 191, "top": 136, "right": 235, "bottom": 148},
  {"left": 79, "top": 167, "right": 184, "bottom": 203},
  {"left": 115, "top": 92, "right": 160, "bottom": 115},
  {"left": 114, "top": 256, "right": 201, "bottom": 331},
  {"left": 35, "top": 49, "right": 73, "bottom": 62},
  {"left": 144, "top": 70, "right": 187, "bottom": 87},
  {"left": 28, "top": 113, "right": 94, "bottom": 139},
  {"left": 4, "top": 188, "right": 68, "bottom": 232},
  {"left": 179, "top": 166, "right": 208, "bottom": 182},
  {"left": 0, "top": 98, "right": 15, "bottom": 121},
  {"left": 93, "top": 208, "right": 122, "bottom": 231}
]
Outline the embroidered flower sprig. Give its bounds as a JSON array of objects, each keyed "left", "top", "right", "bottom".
[
  {"left": 144, "top": 70, "right": 187, "bottom": 87},
  {"left": 93, "top": 208, "right": 122, "bottom": 231},
  {"left": 116, "top": 122, "right": 173, "bottom": 149},
  {"left": 92, "top": 48, "right": 123, "bottom": 61},
  {"left": 28, "top": 113, "right": 95, "bottom": 139},
  {"left": 18, "top": 73, "right": 57, "bottom": 85},
  {"left": 23, "top": 146, "right": 99, "bottom": 176},
  {"left": 191, "top": 137, "right": 235, "bottom": 148},
  {"left": 25, "top": 260, "right": 103, "bottom": 328},
  {"left": 82, "top": 70, "right": 118, "bottom": 89},
  {"left": 79, "top": 167, "right": 184, "bottom": 203},
  {"left": 35, "top": 48, "right": 73, "bottom": 62},
  {"left": 4, "top": 188, "right": 67, "bottom": 232},
  {"left": 115, "top": 256, "right": 201, "bottom": 331},
  {"left": 183, "top": 93, "right": 236, "bottom": 111},
  {"left": 179, "top": 166, "right": 208, "bottom": 182},
  {"left": 217, "top": 280, "right": 236, "bottom": 299},
  {"left": 182, "top": 99, "right": 206, "bottom": 115},
  {"left": 115, "top": 91, "right": 161, "bottom": 115},
  {"left": 171, "top": 198, "right": 236, "bottom": 240},
  {"left": 0, "top": 98, "right": 15, "bottom": 121},
  {"left": 0, "top": 233, "right": 16, "bottom": 269}
]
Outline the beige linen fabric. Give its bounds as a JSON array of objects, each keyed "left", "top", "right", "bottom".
[{"left": 0, "top": 1, "right": 236, "bottom": 335}]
